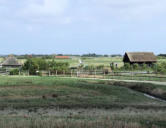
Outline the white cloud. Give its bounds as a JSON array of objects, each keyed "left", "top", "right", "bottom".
[
  {"left": 92, "top": 0, "right": 166, "bottom": 20},
  {"left": 0, "top": 0, "right": 166, "bottom": 26},
  {"left": 23, "top": 0, "right": 69, "bottom": 16}
]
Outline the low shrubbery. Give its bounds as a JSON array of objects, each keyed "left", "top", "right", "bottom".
[
  {"left": 22, "top": 58, "right": 70, "bottom": 75},
  {"left": 156, "top": 62, "right": 166, "bottom": 74},
  {"left": 9, "top": 69, "right": 19, "bottom": 75},
  {"left": 119, "top": 62, "right": 166, "bottom": 74},
  {"left": 120, "top": 63, "right": 153, "bottom": 71}
]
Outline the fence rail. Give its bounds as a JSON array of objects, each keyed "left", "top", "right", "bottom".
[{"left": 1, "top": 70, "right": 166, "bottom": 82}]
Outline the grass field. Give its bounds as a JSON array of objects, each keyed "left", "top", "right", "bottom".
[
  {"left": 1, "top": 57, "right": 123, "bottom": 67},
  {"left": 0, "top": 56, "right": 165, "bottom": 68},
  {"left": 45, "top": 57, "right": 123, "bottom": 67},
  {"left": 0, "top": 76, "right": 166, "bottom": 127}
]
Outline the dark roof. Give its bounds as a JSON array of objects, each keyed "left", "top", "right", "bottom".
[
  {"left": 124, "top": 52, "right": 157, "bottom": 62},
  {"left": 2, "top": 56, "right": 21, "bottom": 66}
]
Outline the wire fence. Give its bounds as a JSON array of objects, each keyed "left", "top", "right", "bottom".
[
  {"left": 40, "top": 70, "right": 166, "bottom": 82},
  {"left": 1, "top": 69, "right": 166, "bottom": 82}
]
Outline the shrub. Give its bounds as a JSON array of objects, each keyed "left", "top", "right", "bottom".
[
  {"left": 133, "top": 63, "right": 139, "bottom": 70},
  {"left": 124, "top": 63, "right": 131, "bottom": 70},
  {"left": 97, "top": 65, "right": 104, "bottom": 70},
  {"left": 10, "top": 69, "right": 19, "bottom": 75},
  {"left": 141, "top": 63, "right": 148, "bottom": 70},
  {"left": 48, "top": 60, "right": 70, "bottom": 74},
  {"left": 23, "top": 59, "right": 39, "bottom": 75},
  {"left": 156, "top": 62, "right": 166, "bottom": 74}
]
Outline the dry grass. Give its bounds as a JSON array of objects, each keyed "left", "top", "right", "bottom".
[
  {"left": 0, "top": 108, "right": 166, "bottom": 128},
  {"left": 0, "top": 76, "right": 165, "bottom": 127}
]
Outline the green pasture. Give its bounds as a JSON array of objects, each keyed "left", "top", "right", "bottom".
[
  {"left": 0, "top": 76, "right": 165, "bottom": 109},
  {"left": 0, "top": 76, "right": 165, "bottom": 127},
  {"left": 1, "top": 56, "right": 165, "bottom": 68}
]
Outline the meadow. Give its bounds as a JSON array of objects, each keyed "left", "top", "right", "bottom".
[
  {"left": 0, "top": 56, "right": 165, "bottom": 68},
  {"left": 0, "top": 56, "right": 123, "bottom": 67},
  {"left": 0, "top": 76, "right": 166, "bottom": 128}
]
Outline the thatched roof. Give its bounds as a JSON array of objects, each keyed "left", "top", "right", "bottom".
[
  {"left": 2, "top": 56, "right": 21, "bottom": 66},
  {"left": 124, "top": 52, "right": 157, "bottom": 62}
]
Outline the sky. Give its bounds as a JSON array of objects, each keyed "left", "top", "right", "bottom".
[{"left": 0, "top": 0, "right": 166, "bottom": 55}]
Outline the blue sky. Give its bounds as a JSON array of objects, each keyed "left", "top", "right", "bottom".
[{"left": 0, "top": 0, "right": 166, "bottom": 55}]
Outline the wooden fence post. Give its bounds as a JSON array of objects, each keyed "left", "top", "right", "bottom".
[
  {"left": 56, "top": 70, "right": 58, "bottom": 77},
  {"left": 71, "top": 70, "right": 72, "bottom": 77},
  {"left": 94, "top": 70, "right": 96, "bottom": 78},
  {"left": 77, "top": 71, "right": 79, "bottom": 77},
  {"left": 49, "top": 70, "right": 50, "bottom": 76}
]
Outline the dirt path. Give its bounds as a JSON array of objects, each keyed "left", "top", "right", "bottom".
[{"left": 60, "top": 76, "right": 166, "bottom": 86}]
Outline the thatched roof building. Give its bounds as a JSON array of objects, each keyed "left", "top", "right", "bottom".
[
  {"left": 2, "top": 56, "right": 21, "bottom": 68},
  {"left": 123, "top": 52, "right": 157, "bottom": 65}
]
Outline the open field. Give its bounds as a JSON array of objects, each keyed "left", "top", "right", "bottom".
[
  {"left": 0, "top": 108, "right": 166, "bottom": 128},
  {"left": 0, "top": 56, "right": 166, "bottom": 67},
  {"left": 0, "top": 76, "right": 166, "bottom": 127},
  {"left": 1, "top": 57, "right": 123, "bottom": 67},
  {"left": 48, "top": 57, "right": 166, "bottom": 67},
  {"left": 0, "top": 76, "right": 164, "bottom": 109}
]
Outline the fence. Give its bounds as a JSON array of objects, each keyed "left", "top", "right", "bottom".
[
  {"left": 42, "top": 70, "right": 166, "bottom": 82},
  {"left": 1, "top": 69, "right": 166, "bottom": 82}
]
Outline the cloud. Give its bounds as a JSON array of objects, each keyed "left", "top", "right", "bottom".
[
  {"left": 0, "top": 0, "right": 166, "bottom": 26},
  {"left": 93, "top": 0, "right": 166, "bottom": 20},
  {"left": 22, "top": 0, "right": 69, "bottom": 16}
]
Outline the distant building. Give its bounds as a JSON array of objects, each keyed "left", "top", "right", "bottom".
[
  {"left": 1, "top": 56, "right": 22, "bottom": 68},
  {"left": 123, "top": 52, "right": 157, "bottom": 65}
]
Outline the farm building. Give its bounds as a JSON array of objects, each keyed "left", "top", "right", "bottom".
[
  {"left": 1, "top": 55, "right": 22, "bottom": 68},
  {"left": 123, "top": 52, "right": 157, "bottom": 65}
]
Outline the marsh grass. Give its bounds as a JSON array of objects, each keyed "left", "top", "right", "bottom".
[
  {"left": 0, "top": 108, "right": 166, "bottom": 128},
  {"left": 0, "top": 76, "right": 166, "bottom": 127},
  {"left": 0, "top": 76, "right": 164, "bottom": 109}
]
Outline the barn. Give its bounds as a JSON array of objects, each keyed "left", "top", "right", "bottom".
[
  {"left": 123, "top": 52, "right": 157, "bottom": 65},
  {"left": 1, "top": 56, "right": 22, "bottom": 68}
]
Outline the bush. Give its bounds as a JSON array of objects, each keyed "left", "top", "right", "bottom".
[
  {"left": 97, "top": 65, "right": 104, "bottom": 70},
  {"left": 10, "top": 69, "right": 19, "bottom": 75},
  {"left": 133, "top": 64, "right": 139, "bottom": 70},
  {"left": 48, "top": 60, "right": 70, "bottom": 74},
  {"left": 23, "top": 59, "right": 39, "bottom": 75},
  {"left": 156, "top": 62, "right": 166, "bottom": 74},
  {"left": 123, "top": 63, "right": 131, "bottom": 70}
]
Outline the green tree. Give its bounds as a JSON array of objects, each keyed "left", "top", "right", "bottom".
[
  {"left": 33, "top": 58, "right": 48, "bottom": 70},
  {"left": 48, "top": 60, "right": 69, "bottom": 74},
  {"left": 23, "top": 59, "right": 39, "bottom": 75}
]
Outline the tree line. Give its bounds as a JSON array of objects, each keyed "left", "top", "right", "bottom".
[{"left": 9, "top": 58, "right": 166, "bottom": 75}]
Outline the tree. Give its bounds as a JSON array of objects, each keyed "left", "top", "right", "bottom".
[
  {"left": 33, "top": 58, "right": 48, "bottom": 70},
  {"left": 23, "top": 59, "right": 39, "bottom": 75},
  {"left": 48, "top": 60, "right": 69, "bottom": 74}
]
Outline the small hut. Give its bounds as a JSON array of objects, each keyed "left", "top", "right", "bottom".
[
  {"left": 123, "top": 52, "right": 157, "bottom": 65},
  {"left": 1, "top": 56, "right": 22, "bottom": 68}
]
